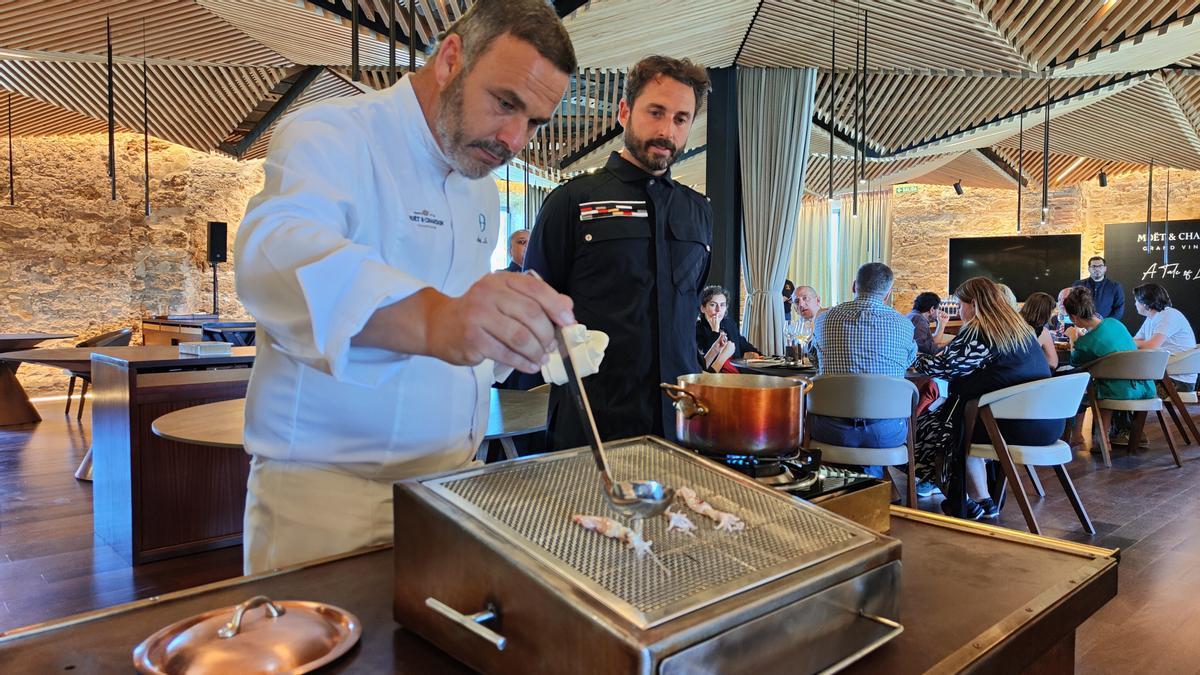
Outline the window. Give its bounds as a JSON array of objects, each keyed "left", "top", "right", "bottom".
[
  {"left": 489, "top": 208, "right": 512, "bottom": 271},
  {"left": 829, "top": 200, "right": 842, "bottom": 305}
]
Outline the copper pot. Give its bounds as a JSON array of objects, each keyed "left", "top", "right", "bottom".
[{"left": 661, "top": 373, "right": 812, "bottom": 456}]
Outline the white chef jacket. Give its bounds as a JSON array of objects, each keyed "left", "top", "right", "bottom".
[{"left": 235, "top": 75, "right": 499, "bottom": 477}]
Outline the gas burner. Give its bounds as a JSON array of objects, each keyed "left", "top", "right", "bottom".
[{"left": 698, "top": 449, "right": 822, "bottom": 492}]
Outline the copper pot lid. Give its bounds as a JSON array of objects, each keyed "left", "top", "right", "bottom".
[{"left": 132, "top": 595, "right": 362, "bottom": 674}]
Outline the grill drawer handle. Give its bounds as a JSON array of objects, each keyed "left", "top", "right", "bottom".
[{"left": 425, "top": 597, "right": 507, "bottom": 651}]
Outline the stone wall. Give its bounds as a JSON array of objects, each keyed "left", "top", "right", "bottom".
[
  {"left": 0, "top": 133, "right": 263, "bottom": 395},
  {"left": 889, "top": 167, "right": 1200, "bottom": 312}
]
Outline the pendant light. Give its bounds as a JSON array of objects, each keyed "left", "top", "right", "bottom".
[
  {"left": 351, "top": 0, "right": 360, "bottom": 82},
  {"left": 142, "top": 19, "right": 150, "bottom": 216},
  {"left": 106, "top": 16, "right": 116, "bottom": 200},
  {"left": 407, "top": 0, "right": 415, "bottom": 74},
  {"left": 1016, "top": 112, "right": 1023, "bottom": 232}
]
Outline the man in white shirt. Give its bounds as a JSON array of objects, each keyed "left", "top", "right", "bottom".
[
  {"left": 1132, "top": 283, "right": 1198, "bottom": 391},
  {"left": 234, "top": 0, "right": 576, "bottom": 573}
]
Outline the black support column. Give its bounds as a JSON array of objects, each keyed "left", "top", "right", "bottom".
[{"left": 705, "top": 67, "right": 743, "bottom": 319}]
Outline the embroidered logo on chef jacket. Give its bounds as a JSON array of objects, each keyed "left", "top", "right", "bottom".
[
  {"left": 409, "top": 208, "right": 445, "bottom": 228},
  {"left": 579, "top": 200, "right": 648, "bottom": 221},
  {"left": 475, "top": 213, "right": 489, "bottom": 244}
]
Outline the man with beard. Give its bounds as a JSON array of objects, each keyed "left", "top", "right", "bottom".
[
  {"left": 233, "top": 0, "right": 576, "bottom": 573},
  {"left": 525, "top": 56, "right": 712, "bottom": 449}
]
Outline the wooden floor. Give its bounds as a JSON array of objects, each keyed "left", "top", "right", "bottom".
[{"left": 2, "top": 400, "right": 1199, "bottom": 671}]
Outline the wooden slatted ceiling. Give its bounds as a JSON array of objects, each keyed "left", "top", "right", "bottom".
[
  {"left": 804, "top": 154, "right": 961, "bottom": 197},
  {"left": 0, "top": 89, "right": 119, "bottom": 137},
  {"left": 196, "top": 0, "right": 423, "bottom": 68},
  {"left": 0, "top": 0, "right": 289, "bottom": 67},
  {"left": 562, "top": 0, "right": 759, "bottom": 69},
  {"left": 1165, "top": 70, "right": 1200, "bottom": 140},
  {"left": 335, "top": 1, "right": 475, "bottom": 48},
  {"left": 906, "top": 149, "right": 1019, "bottom": 190},
  {"left": 0, "top": 59, "right": 286, "bottom": 152},
  {"left": 992, "top": 77, "right": 1200, "bottom": 170},
  {"left": 740, "top": 0, "right": 1031, "bottom": 75},
  {"left": 529, "top": 68, "right": 627, "bottom": 174},
  {"left": 239, "top": 69, "right": 367, "bottom": 160},
  {"left": 1053, "top": 12, "right": 1200, "bottom": 76},
  {"left": 979, "top": 0, "right": 1200, "bottom": 72},
  {"left": 990, "top": 146, "right": 1142, "bottom": 188},
  {"left": 886, "top": 73, "right": 1150, "bottom": 159},
  {"left": 813, "top": 71, "right": 1139, "bottom": 157}
]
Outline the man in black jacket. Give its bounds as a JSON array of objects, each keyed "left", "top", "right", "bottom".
[
  {"left": 1072, "top": 256, "right": 1125, "bottom": 320},
  {"left": 525, "top": 55, "right": 712, "bottom": 450}
]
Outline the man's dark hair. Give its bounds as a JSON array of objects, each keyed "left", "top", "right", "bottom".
[
  {"left": 855, "top": 262, "right": 894, "bottom": 296},
  {"left": 1063, "top": 286, "right": 1096, "bottom": 320},
  {"left": 913, "top": 292, "right": 941, "bottom": 313},
  {"left": 782, "top": 279, "right": 795, "bottom": 298},
  {"left": 625, "top": 55, "right": 711, "bottom": 115},
  {"left": 1134, "top": 283, "right": 1172, "bottom": 312},
  {"left": 1087, "top": 255, "right": 1106, "bottom": 266},
  {"left": 439, "top": 0, "right": 576, "bottom": 75},
  {"left": 701, "top": 285, "right": 729, "bottom": 308}
]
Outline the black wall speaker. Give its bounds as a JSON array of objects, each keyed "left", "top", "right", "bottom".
[{"left": 207, "top": 221, "right": 227, "bottom": 263}]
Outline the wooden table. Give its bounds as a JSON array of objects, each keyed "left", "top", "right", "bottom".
[
  {"left": 0, "top": 332, "right": 76, "bottom": 425},
  {"left": 0, "top": 507, "right": 1117, "bottom": 673},
  {"left": 152, "top": 388, "right": 549, "bottom": 463}
]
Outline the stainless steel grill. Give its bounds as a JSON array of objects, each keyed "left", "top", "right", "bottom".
[{"left": 427, "top": 437, "right": 873, "bottom": 628}]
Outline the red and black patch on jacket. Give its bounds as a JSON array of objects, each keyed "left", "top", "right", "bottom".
[{"left": 578, "top": 200, "right": 649, "bottom": 221}]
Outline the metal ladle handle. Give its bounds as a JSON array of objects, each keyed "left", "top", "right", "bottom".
[
  {"left": 217, "top": 595, "right": 286, "bottom": 639},
  {"left": 554, "top": 324, "right": 615, "bottom": 486}
]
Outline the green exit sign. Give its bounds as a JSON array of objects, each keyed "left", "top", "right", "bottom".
[{"left": 893, "top": 185, "right": 919, "bottom": 194}]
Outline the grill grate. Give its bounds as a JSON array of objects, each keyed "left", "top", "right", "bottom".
[{"left": 430, "top": 438, "right": 871, "bottom": 627}]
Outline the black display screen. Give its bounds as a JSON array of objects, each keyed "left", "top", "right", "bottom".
[{"left": 948, "top": 234, "right": 1081, "bottom": 302}]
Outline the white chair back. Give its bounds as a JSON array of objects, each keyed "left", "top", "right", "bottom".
[
  {"left": 1085, "top": 349, "right": 1169, "bottom": 381},
  {"left": 978, "top": 373, "right": 1090, "bottom": 420},
  {"left": 1166, "top": 346, "right": 1200, "bottom": 377},
  {"left": 806, "top": 374, "right": 918, "bottom": 419}
]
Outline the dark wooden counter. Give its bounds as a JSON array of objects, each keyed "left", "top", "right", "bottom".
[
  {"left": 91, "top": 347, "right": 255, "bottom": 564},
  {"left": 0, "top": 508, "right": 1117, "bottom": 673}
]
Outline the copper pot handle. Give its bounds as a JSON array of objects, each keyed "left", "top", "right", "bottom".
[
  {"left": 789, "top": 376, "right": 814, "bottom": 394},
  {"left": 217, "top": 595, "right": 286, "bottom": 639},
  {"left": 660, "top": 383, "right": 709, "bottom": 418}
]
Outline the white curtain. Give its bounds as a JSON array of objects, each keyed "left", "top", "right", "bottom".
[
  {"left": 787, "top": 199, "right": 834, "bottom": 308},
  {"left": 737, "top": 67, "right": 818, "bottom": 354},
  {"left": 836, "top": 189, "right": 893, "bottom": 303}
]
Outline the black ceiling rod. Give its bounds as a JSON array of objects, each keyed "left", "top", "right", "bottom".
[
  {"left": 407, "top": 0, "right": 415, "bottom": 74},
  {"left": 306, "top": 0, "right": 429, "bottom": 52},
  {"left": 859, "top": 9, "right": 868, "bottom": 185},
  {"left": 351, "top": 0, "right": 360, "bottom": 82},
  {"left": 1040, "top": 72, "right": 1049, "bottom": 225},
  {"left": 6, "top": 91, "right": 13, "bottom": 206},
  {"left": 851, "top": 37, "right": 859, "bottom": 218},
  {"left": 1146, "top": 158, "right": 1154, "bottom": 247},
  {"left": 553, "top": 0, "right": 589, "bottom": 18},
  {"left": 1016, "top": 112, "right": 1023, "bottom": 233},
  {"left": 106, "top": 16, "right": 116, "bottom": 201},
  {"left": 388, "top": 0, "right": 397, "bottom": 85},
  {"left": 1165, "top": 167, "right": 1171, "bottom": 265},
  {"left": 828, "top": 0, "right": 836, "bottom": 201},
  {"left": 142, "top": 18, "right": 149, "bottom": 217}
]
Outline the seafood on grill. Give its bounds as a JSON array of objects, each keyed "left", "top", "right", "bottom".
[
  {"left": 572, "top": 514, "right": 654, "bottom": 557},
  {"left": 664, "top": 508, "right": 697, "bottom": 535},
  {"left": 677, "top": 487, "right": 746, "bottom": 532}
]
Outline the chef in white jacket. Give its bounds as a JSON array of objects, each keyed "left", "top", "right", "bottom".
[{"left": 234, "top": 0, "right": 577, "bottom": 574}]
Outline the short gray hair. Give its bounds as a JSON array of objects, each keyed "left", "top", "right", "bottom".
[
  {"left": 855, "top": 262, "right": 894, "bottom": 296},
  {"left": 436, "top": 0, "right": 576, "bottom": 75}
]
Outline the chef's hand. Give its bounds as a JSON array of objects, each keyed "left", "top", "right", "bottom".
[
  {"left": 353, "top": 272, "right": 574, "bottom": 374},
  {"left": 429, "top": 272, "right": 575, "bottom": 374}
]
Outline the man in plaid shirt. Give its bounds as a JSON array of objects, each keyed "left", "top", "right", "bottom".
[{"left": 810, "top": 263, "right": 918, "bottom": 473}]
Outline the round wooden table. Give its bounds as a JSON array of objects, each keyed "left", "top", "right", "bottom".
[
  {"left": 152, "top": 388, "right": 550, "bottom": 462},
  {"left": 0, "top": 333, "right": 76, "bottom": 426}
]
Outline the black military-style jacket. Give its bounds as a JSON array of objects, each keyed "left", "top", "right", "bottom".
[{"left": 526, "top": 151, "right": 713, "bottom": 450}]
